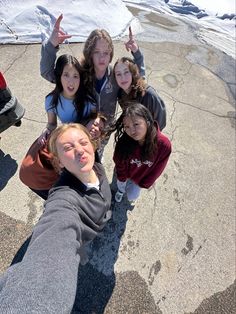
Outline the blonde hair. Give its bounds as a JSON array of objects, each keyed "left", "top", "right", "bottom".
[{"left": 48, "top": 123, "right": 97, "bottom": 161}]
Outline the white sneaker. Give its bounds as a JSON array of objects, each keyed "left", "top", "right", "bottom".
[
  {"left": 115, "top": 190, "right": 124, "bottom": 202},
  {"left": 129, "top": 200, "right": 137, "bottom": 206}
]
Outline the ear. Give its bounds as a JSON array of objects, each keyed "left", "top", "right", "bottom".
[
  {"left": 52, "top": 156, "right": 63, "bottom": 171},
  {"left": 58, "top": 159, "right": 64, "bottom": 168}
]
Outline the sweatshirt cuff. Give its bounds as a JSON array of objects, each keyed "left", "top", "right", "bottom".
[{"left": 43, "top": 40, "right": 60, "bottom": 53}]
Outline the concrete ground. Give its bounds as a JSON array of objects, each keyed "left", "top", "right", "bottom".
[{"left": 0, "top": 14, "right": 235, "bottom": 314}]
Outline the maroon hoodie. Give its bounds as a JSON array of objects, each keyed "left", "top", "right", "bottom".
[{"left": 113, "top": 127, "right": 171, "bottom": 188}]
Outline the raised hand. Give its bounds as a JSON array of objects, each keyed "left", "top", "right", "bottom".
[
  {"left": 125, "top": 26, "right": 138, "bottom": 53},
  {"left": 49, "top": 14, "right": 72, "bottom": 47}
]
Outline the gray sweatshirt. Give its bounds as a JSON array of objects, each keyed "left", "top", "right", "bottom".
[{"left": 0, "top": 163, "right": 112, "bottom": 313}]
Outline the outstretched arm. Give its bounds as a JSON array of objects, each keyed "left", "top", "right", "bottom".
[
  {"left": 0, "top": 194, "right": 82, "bottom": 313},
  {"left": 40, "top": 14, "right": 72, "bottom": 83}
]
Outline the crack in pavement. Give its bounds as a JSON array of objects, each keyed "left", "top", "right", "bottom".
[{"left": 3, "top": 45, "right": 29, "bottom": 74}]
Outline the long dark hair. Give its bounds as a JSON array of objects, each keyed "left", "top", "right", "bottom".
[
  {"left": 114, "top": 103, "right": 158, "bottom": 160},
  {"left": 113, "top": 57, "right": 146, "bottom": 109},
  {"left": 47, "top": 54, "right": 94, "bottom": 121}
]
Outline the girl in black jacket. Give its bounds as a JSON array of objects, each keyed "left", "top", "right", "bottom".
[{"left": 113, "top": 56, "right": 167, "bottom": 131}]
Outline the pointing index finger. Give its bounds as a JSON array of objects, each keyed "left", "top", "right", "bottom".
[
  {"left": 54, "top": 14, "right": 63, "bottom": 30},
  {"left": 129, "top": 26, "right": 133, "bottom": 39}
]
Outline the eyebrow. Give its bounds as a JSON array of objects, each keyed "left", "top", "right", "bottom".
[
  {"left": 59, "top": 136, "right": 89, "bottom": 144},
  {"left": 94, "top": 49, "right": 110, "bottom": 52}
]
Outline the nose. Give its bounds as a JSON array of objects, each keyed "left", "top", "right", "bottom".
[
  {"left": 67, "top": 76, "right": 77, "bottom": 85},
  {"left": 93, "top": 125, "right": 99, "bottom": 132},
  {"left": 98, "top": 52, "right": 106, "bottom": 59},
  {"left": 74, "top": 144, "right": 84, "bottom": 155},
  {"left": 65, "top": 77, "right": 73, "bottom": 85},
  {"left": 120, "top": 73, "right": 125, "bottom": 80},
  {"left": 129, "top": 125, "right": 135, "bottom": 134}
]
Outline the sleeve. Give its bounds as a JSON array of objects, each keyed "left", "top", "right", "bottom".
[
  {"left": 82, "top": 100, "right": 97, "bottom": 119},
  {"left": 40, "top": 40, "right": 59, "bottom": 83},
  {"left": 0, "top": 193, "right": 82, "bottom": 313},
  {"left": 45, "top": 95, "right": 55, "bottom": 113},
  {"left": 142, "top": 87, "right": 167, "bottom": 131},
  {"left": 132, "top": 48, "right": 146, "bottom": 78},
  {"left": 139, "top": 133, "right": 172, "bottom": 188},
  {"left": 113, "top": 144, "right": 129, "bottom": 182}
]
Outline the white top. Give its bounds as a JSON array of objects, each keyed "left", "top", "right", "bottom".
[{"left": 85, "top": 179, "right": 100, "bottom": 191}]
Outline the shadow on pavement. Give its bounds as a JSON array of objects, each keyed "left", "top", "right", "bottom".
[
  {"left": 72, "top": 263, "right": 116, "bottom": 314},
  {"left": 0, "top": 149, "right": 18, "bottom": 191},
  {"left": 10, "top": 168, "right": 133, "bottom": 313},
  {"left": 72, "top": 190, "right": 132, "bottom": 313}
]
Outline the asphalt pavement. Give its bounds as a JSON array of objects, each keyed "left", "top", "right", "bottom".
[{"left": 0, "top": 20, "right": 235, "bottom": 314}]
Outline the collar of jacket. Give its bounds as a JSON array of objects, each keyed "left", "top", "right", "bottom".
[{"left": 53, "top": 162, "right": 104, "bottom": 193}]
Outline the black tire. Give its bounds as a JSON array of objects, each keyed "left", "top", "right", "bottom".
[{"left": 0, "top": 96, "right": 25, "bottom": 133}]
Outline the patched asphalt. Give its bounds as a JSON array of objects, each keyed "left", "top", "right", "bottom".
[{"left": 0, "top": 11, "right": 235, "bottom": 314}]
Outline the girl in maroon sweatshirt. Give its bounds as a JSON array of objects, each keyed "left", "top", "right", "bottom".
[{"left": 113, "top": 103, "right": 171, "bottom": 203}]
